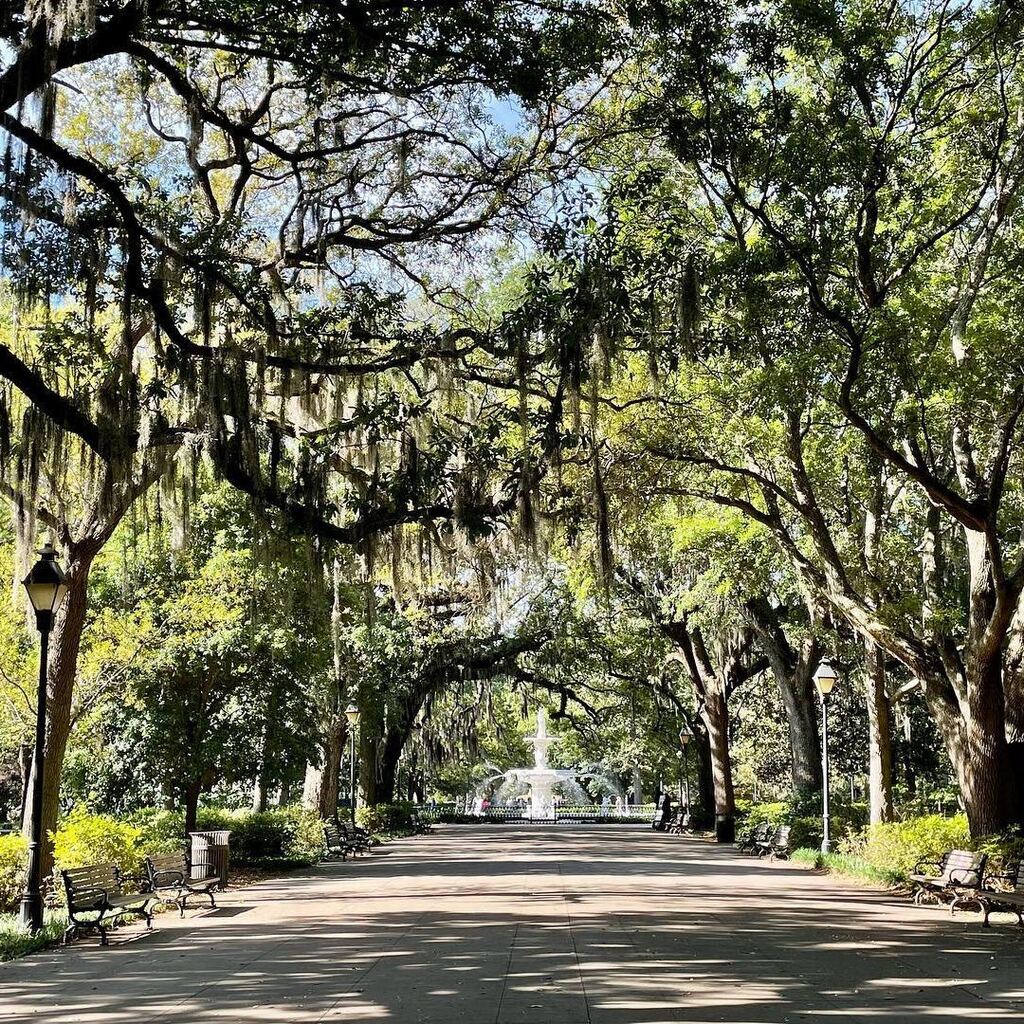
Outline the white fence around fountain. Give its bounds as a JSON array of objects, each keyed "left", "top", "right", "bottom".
[{"left": 423, "top": 802, "right": 657, "bottom": 824}]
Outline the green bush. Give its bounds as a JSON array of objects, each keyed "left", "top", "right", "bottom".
[
  {"left": 129, "top": 808, "right": 189, "bottom": 854},
  {"left": 851, "top": 813, "right": 971, "bottom": 877},
  {"left": 792, "top": 847, "right": 902, "bottom": 886},
  {"left": 52, "top": 807, "right": 145, "bottom": 875},
  {"left": 738, "top": 798, "right": 868, "bottom": 851},
  {"left": 0, "top": 834, "right": 26, "bottom": 914},
  {"left": 356, "top": 802, "right": 415, "bottom": 836},
  {"left": 128, "top": 805, "right": 325, "bottom": 867}
]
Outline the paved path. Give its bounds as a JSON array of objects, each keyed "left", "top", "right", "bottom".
[{"left": 3, "top": 826, "right": 1024, "bottom": 1023}]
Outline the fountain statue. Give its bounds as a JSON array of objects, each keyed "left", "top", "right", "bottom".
[
  {"left": 507, "top": 710, "right": 577, "bottom": 820},
  {"left": 472, "top": 710, "right": 625, "bottom": 819}
]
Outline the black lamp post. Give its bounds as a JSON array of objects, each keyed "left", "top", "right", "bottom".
[
  {"left": 345, "top": 703, "right": 361, "bottom": 825},
  {"left": 20, "top": 541, "right": 69, "bottom": 932},
  {"left": 813, "top": 660, "right": 838, "bottom": 854}
]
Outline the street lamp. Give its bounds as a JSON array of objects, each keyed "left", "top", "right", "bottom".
[
  {"left": 813, "top": 660, "right": 838, "bottom": 855},
  {"left": 20, "top": 541, "right": 69, "bottom": 931},
  {"left": 678, "top": 729, "right": 692, "bottom": 813},
  {"left": 345, "top": 703, "right": 361, "bottom": 825}
]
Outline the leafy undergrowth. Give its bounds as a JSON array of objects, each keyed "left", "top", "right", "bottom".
[
  {"left": 792, "top": 847, "right": 909, "bottom": 887},
  {"left": 0, "top": 911, "right": 67, "bottom": 962}
]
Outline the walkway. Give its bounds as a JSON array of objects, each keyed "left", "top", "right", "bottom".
[{"left": 3, "top": 826, "right": 1023, "bottom": 1023}]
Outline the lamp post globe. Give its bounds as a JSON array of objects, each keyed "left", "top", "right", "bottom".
[
  {"left": 19, "top": 541, "right": 69, "bottom": 932},
  {"left": 813, "top": 660, "right": 837, "bottom": 699},
  {"left": 345, "top": 703, "right": 361, "bottom": 823},
  {"left": 813, "top": 660, "right": 839, "bottom": 855}
]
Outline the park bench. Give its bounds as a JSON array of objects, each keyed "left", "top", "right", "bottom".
[
  {"left": 668, "top": 810, "right": 691, "bottom": 834},
  {"left": 323, "top": 819, "right": 356, "bottom": 860},
  {"left": 337, "top": 818, "right": 373, "bottom": 853},
  {"left": 737, "top": 821, "right": 771, "bottom": 855},
  {"left": 61, "top": 863, "right": 153, "bottom": 946},
  {"left": 757, "top": 825, "right": 792, "bottom": 861},
  {"left": 977, "top": 860, "right": 1024, "bottom": 927},
  {"left": 909, "top": 849, "right": 987, "bottom": 913},
  {"left": 144, "top": 852, "right": 219, "bottom": 916}
]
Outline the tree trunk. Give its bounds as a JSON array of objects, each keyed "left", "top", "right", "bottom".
[
  {"left": 251, "top": 777, "right": 268, "bottom": 813},
  {"left": 702, "top": 682, "right": 735, "bottom": 842},
  {"left": 692, "top": 728, "right": 715, "bottom": 826},
  {"left": 743, "top": 600, "right": 820, "bottom": 796},
  {"left": 303, "top": 717, "right": 345, "bottom": 817},
  {"left": 783, "top": 658, "right": 822, "bottom": 797},
  {"left": 184, "top": 779, "right": 202, "bottom": 835},
  {"left": 21, "top": 547, "right": 98, "bottom": 879},
  {"left": 363, "top": 728, "right": 404, "bottom": 806},
  {"left": 960, "top": 650, "right": 1012, "bottom": 836},
  {"left": 359, "top": 730, "right": 381, "bottom": 806},
  {"left": 864, "top": 641, "right": 895, "bottom": 824}
]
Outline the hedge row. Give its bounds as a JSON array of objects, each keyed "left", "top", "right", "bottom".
[
  {"left": 1, "top": 803, "right": 419, "bottom": 914},
  {"left": 739, "top": 801, "right": 1024, "bottom": 886}
]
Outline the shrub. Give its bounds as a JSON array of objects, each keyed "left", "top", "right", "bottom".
[
  {"left": 127, "top": 805, "right": 325, "bottom": 867},
  {"left": 356, "top": 802, "right": 415, "bottom": 836},
  {"left": 742, "top": 801, "right": 790, "bottom": 831},
  {"left": 286, "top": 807, "right": 328, "bottom": 863},
  {"left": 0, "top": 834, "right": 26, "bottom": 914},
  {"left": 739, "top": 798, "right": 868, "bottom": 852},
  {"left": 129, "top": 808, "right": 188, "bottom": 854},
  {"left": 52, "top": 807, "right": 144, "bottom": 875},
  {"left": 792, "top": 847, "right": 902, "bottom": 886},
  {"left": 853, "top": 814, "right": 971, "bottom": 877}
]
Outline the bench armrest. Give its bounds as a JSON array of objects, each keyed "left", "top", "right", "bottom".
[
  {"left": 150, "top": 869, "right": 185, "bottom": 888},
  {"left": 948, "top": 868, "right": 980, "bottom": 886},
  {"left": 912, "top": 859, "right": 942, "bottom": 875},
  {"left": 69, "top": 887, "right": 110, "bottom": 914}
]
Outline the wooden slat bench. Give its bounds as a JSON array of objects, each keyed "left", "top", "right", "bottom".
[
  {"left": 145, "top": 852, "right": 219, "bottom": 916},
  {"left": 909, "top": 849, "right": 987, "bottom": 914},
  {"left": 61, "top": 863, "right": 153, "bottom": 946},
  {"left": 757, "top": 825, "right": 792, "bottom": 861},
  {"left": 978, "top": 860, "right": 1024, "bottom": 927},
  {"left": 337, "top": 818, "right": 373, "bottom": 853},
  {"left": 736, "top": 822, "right": 770, "bottom": 855},
  {"left": 323, "top": 819, "right": 355, "bottom": 860}
]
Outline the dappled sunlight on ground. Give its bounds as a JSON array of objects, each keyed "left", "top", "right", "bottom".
[{"left": 2, "top": 826, "right": 1023, "bottom": 1023}]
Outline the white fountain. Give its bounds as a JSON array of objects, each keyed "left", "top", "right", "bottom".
[{"left": 506, "top": 710, "right": 576, "bottom": 820}]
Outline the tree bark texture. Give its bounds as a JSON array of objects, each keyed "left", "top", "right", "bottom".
[{"left": 863, "top": 640, "right": 895, "bottom": 824}]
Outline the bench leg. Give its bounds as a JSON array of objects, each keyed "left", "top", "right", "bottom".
[{"left": 98, "top": 924, "right": 109, "bottom": 947}]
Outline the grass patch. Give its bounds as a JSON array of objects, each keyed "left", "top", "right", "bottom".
[
  {"left": 0, "top": 911, "right": 67, "bottom": 962},
  {"left": 792, "top": 847, "right": 903, "bottom": 887}
]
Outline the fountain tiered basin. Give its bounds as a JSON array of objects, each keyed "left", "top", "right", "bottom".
[{"left": 503, "top": 711, "right": 576, "bottom": 820}]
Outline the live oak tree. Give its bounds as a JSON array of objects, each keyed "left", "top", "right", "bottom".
[
  {"left": 614, "top": 0, "right": 1024, "bottom": 834},
  {"left": 1, "top": 1, "right": 614, "bottom": 868}
]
